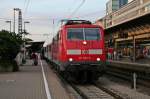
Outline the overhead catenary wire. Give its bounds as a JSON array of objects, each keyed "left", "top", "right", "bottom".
[
  {"left": 22, "top": 9, "right": 105, "bottom": 21},
  {"left": 68, "top": 0, "right": 86, "bottom": 18},
  {"left": 21, "top": 0, "right": 105, "bottom": 21},
  {"left": 23, "top": 0, "right": 28, "bottom": 10},
  {"left": 54, "top": 0, "right": 86, "bottom": 30},
  {"left": 74, "top": 9, "right": 106, "bottom": 18},
  {"left": 67, "top": 0, "right": 77, "bottom": 16},
  {"left": 24, "top": 0, "right": 31, "bottom": 18}
]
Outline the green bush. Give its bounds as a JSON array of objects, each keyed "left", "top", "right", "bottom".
[
  {"left": 0, "top": 30, "right": 22, "bottom": 60},
  {"left": 0, "top": 30, "right": 22, "bottom": 72},
  {"left": 0, "top": 59, "right": 19, "bottom": 72},
  {"left": 12, "top": 60, "right": 19, "bottom": 72}
]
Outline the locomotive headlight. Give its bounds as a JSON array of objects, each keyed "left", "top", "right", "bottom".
[
  {"left": 83, "top": 41, "right": 87, "bottom": 45},
  {"left": 97, "top": 58, "right": 100, "bottom": 61},
  {"left": 69, "top": 58, "right": 73, "bottom": 62}
]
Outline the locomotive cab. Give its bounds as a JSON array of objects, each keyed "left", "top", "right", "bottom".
[
  {"left": 50, "top": 20, "right": 106, "bottom": 82},
  {"left": 63, "top": 26, "right": 106, "bottom": 68}
]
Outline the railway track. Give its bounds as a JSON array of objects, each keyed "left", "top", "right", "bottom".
[
  {"left": 70, "top": 82, "right": 134, "bottom": 99},
  {"left": 46, "top": 60, "right": 150, "bottom": 99},
  {"left": 106, "top": 67, "right": 150, "bottom": 88},
  {"left": 94, "top": 82, "right": 131, "bottom": 99},
  {"left": 51, "top": 66, "right": 124, "bottom": 99},
  {"left": 71, "top": 84, "right": 116, "bottom": 99},
  {"left": 47, "top": 61, "right": 130, "bottom": 99}
]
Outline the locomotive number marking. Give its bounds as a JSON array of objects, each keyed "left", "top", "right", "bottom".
[{"left": 82, "top": 50, "right": 89, "bottom": 54}]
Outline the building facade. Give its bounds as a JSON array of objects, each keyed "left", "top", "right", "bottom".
[
  {"left": 106, "top": 0, "right": 128, "bottom": 15},
  {"left": 96, "top": 0, "right": 150, "bottom": 61},
  {"left": 119, "top": 0, "right": 128, "bottom": 7}
]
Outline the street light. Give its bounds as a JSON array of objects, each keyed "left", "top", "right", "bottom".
[
  {"left": 5, "top": 20, "right": 11, "bottom": 33},
  {"left": 22, "top": 21, "right": 30, "bottom": 63},
  {"left": 24, "top": 21, "right": 30, "bottom": 33},
  {"left": 13, "top": 8, "right": 20, "bottom": 33},
  {"left": 23, "top": 21, "right": 30, "bottom": 38}
]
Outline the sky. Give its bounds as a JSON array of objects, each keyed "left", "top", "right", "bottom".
[{"left": 0, "top": 0, "right": 109, "bottom": 42}]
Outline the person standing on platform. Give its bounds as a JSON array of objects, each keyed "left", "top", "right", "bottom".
[{"left": 31, "top": 52, "right": 38, "bottom": 66}]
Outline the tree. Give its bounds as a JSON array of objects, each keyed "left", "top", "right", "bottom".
[
  {"left": 0, "top": 30, "right": 23, "bottom": 60},
  {"left": 0, "top": 30, "right": 33, "bottom": 71}
]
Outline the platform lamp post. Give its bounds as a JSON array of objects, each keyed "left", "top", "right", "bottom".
[
  {"left": 22, "top": 21, "right": 30, "bottom": 63},
  {"left": 5, "top": 21, "right": 11, "bottom": 33},
  {"left": 13, "top": 8, "right": 20, "bottom": 33},
  {"left": 23, "top": 21, "right": 30, "bottom": 42},
  {"left": 24, "top": 21, "right": 30, "bottom": 33}
]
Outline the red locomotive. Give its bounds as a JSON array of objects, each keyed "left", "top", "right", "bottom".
[{"left": 44, "top": 20, "right": 106, "bottom": 83}]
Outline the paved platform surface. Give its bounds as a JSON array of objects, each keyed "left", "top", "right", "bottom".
[
  {"left": 0, "top": 60, "right": 47, "bottom": 99},
  {"left": 42, "top": 61, "right": 71, "bottom": 99},
  {"left": 0, "top": 59, "right": 71, "bottom": 99}
]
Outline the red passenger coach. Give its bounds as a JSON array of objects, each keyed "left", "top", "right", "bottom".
[{"left": 46, "top": 20, "right": 106, "bottom": 82}]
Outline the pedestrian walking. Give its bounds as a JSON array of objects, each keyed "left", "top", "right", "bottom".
[{"left": 31, "top": 52, "right": 38, "bottom": 66}]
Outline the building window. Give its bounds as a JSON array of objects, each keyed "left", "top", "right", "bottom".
[{"left": 145, "top": 4, "right": 150, "bottom": 12}]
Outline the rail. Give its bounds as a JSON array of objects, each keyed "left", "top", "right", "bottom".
[{"left": 106, "top": 60, "right": 150, "bottom": 90}]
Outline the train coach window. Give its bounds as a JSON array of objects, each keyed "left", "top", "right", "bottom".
[
  {"left": 85, "top": 28, "right": 100, "bottom": 40},
  {"left": 67, "top": 28, "right": 84, "bottom": 40}
]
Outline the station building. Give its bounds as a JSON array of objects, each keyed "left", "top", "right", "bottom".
[
  {"left": 106, "top": 0, "right": 128, "bottom": 15},
  {"left": 96, "top": 0, "right": 150, "bottom": 60}
]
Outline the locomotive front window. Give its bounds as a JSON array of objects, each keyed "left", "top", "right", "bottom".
[
  {"left": 67, "top": 28, "right": 100, "bottom": 40},
  {"left": 85, "top": 28, "right": 100, "bottom": 40},
  {"left": 67, "top": 28, "right": 84, "bottom": 40}
]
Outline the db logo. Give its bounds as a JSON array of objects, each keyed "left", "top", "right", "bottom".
[{"left": 82, "top": 50, "right": 89, "bottom": 54}]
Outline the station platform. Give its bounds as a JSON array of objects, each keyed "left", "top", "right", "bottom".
[
  {"left": 108, "top": 56, "right": 150, "bottom": 64},
  {"left": 116, "top": 57, "right": 150, "bottom": 64},
  {"left": 106, "top": 57, "right": 150, "bottom": 73},
  {"left": 106, "top": 60, "right": 150, "bottom": 74},
  {"left": 0, "top": 59, "right": 70, "bottom": 99},
  {"left": 0, "top": 60, "right": 47, "bottom": 99}
]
